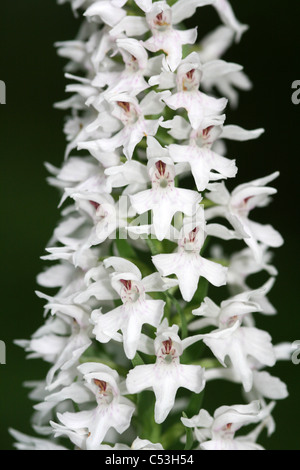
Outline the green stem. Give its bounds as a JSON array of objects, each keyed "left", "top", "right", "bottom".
[
  {"left": 145, "top": 237, "right": 160, "bottom": 256},
  {"left": 165, "top": 292, "right": 188, "bottom": 339},
  {"left": 145, "top": 237, "right": 187, "bottom": 338}
]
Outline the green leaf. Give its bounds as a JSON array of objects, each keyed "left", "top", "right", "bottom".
[
  {"left": 200, "top": 235, "right": 211, "bottom": 257},
  {"left": 131, "top": 352, "right": 145, "bottom": 367},
  {"left": 145, "top": 237, "right": 162, "bottom": 256},
  {"left": 167, "top": 0, "right": 179, "bottom": 6},
  {"left": 136, "top": 391, "right": 161, "bottom": 443},
  {"left": 187, "top": 389, "right": 205, "bottom": 417},
  {"left": 164, "top": 292, "right": 188, "bottom": 339},
  {"left": 193, "top": 277, "right": 209, "bottom": 305},
  {"left": 172, "top": 303, "right": 197, "bottom": 328},
  {"left": 191, "top": 358, "right": 222, "bottom": 369},
  {"left": 182, "top": 412, "right": 194, "bottom": 450},
  {"left": 73, "top": 402, "right": 80, "bottom": 413},
  {"left": 161, "top": 423, "right": 185, "bottom": 450},
  {"left": 201, "top": 198, "right": 217, "bottom": 209},
  {"left": 115, "top": 232, "right": 137, "bottom": 259},
  {"left": 208, "top": 258, "right": 230, "bottom": 267}
]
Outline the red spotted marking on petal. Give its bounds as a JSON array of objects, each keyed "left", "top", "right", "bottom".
[
  {"left": 155, "top": 160, "right": 167, "bottom": 176},
  {"left": 94, "top": 379, "right": 107, "bottom": 392},
  {"left": 117, "top": 101, "right": 131, "bottom": 113},
  {"left": 90, "top": 201, "right": 100, "bottom": 210},
  {"left": 120, "top": 279, "right": 132, "bottom": 290}
]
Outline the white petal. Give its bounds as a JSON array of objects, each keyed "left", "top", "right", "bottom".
[
  {"left": 104, "top": 257, "right": 142, "bottom": 279},
  {"left": 152, "top": 376, "right": 179, "bottom": 424},
  {"left": 169, "top": 144, "right": 211, "bottom": 191},
  {"left": 206, "top": 222, "right": 242, "bottom": 240},
  {"left": 105, "top": 160, "right": 148, "bottom": 189},
  {"left": 110, "top": 16, "right": 148, "bottom": 37},
  {"left": 74, "top": 280, "right": 118, "bottom": 303},
  {"left": 246, "top": 220, "right": 284, "bottom": 248},
  {"left": 140, "top": 90, "right": 170, "bottom": 115},
  {"left": 122, "top": 300, "right": 164, "bottom": 359},
  {"left": 181, "top": 408, "right": 213, "bottom": 429},
  {"left": 210, "top": 151, "right": 238, "bottom": 179},
  {"left": 152, "top": 198, "right": 177, "bottom": 241},
  {"left": 172, "top": 0, "right": 215, "bottom": 25},
  {"left": 197, "top": 257, "right": 227, "bottom": 287},
  {"left": 153, "top": 252, "right": 199, "bottom": 301},
  {"left": 252, "top": 371, "right": 288, "bottom": 400},
  {"left": 134, "top": 0, "right": 153, "bottom": 12},
  {"left": 202, "top": 59, "right": 242, "bottom": 81},
  {"left": 91, "top": 307, "right": 123, "bottom": 344},
  {"left": 117, "top": 37, "right": 148, "bottom": 70},
  {"left": 126, "top": 364, "right": 156, "bottom": 394},
  {"left": 37, "top": 264, "right": 73, "bottom": 288},
  {"left": 57, "top": 409, "right": 94, "bottom": 430},
  {"left": 214, "top": 0, "right": 249, "bottom": 42},
  {"left": 146, "top": 136, "right": 169, "bottom": 160},
  {"left": 161, "top": 116, "right": 191, "bottom": 140},
  {"left": 242, "top": 327, "right": 276, "bottom": 368},
  {"left": 86, "top": 405, "right": 132, "bottom": 449},
  {"left": 130, "top": 189, "right": 154, "bottom": 216},
  {"left": 192, "top": 297, "right": 220, "bottom": 318},
  {"left": 142, "top": 272, "right": 175, "bottom": 292},
  {"left": 46, "top": 383, "right": 93, "bottom": 404},
  {"left": 221, "top": 125, "right": 265, "bottom": 141},
  {"left": 177, "top": 364, "right": 205, "bottom": 394},
  {"left": 84, "top": 1, "right": 126, "bottom": 27}
]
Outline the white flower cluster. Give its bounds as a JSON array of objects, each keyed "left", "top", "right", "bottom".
[{"left": 12, "top": 0, "right": 289, "bottom": 451}]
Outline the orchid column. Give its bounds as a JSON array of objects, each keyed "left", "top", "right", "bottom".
[{"left": 11, "top": 0, "right": 288, "bottom": 451}]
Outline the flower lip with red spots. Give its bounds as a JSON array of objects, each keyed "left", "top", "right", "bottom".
[
  {"left": 120, "top": 279, "right": 132, "bottom": 291},
  {"left": 203, "top": 126, "right": 214, "bottom": 138},
  {"left": 93, "top": 379, "right": 107, "bottom": 393},
  {"left": 117, "top": 101, "right": 131, "bottom": 113},
  {"left": 161, "top": 338, "right": 174, "bottom": 355},
  {"left": 188, "top": 227, "right": 199, "bottom": 244},
  {"left": 89, "top": 200, "right": 100, "bottom": 210},
  {"left": 155, "top": 160, "right": 167, "bottom": 176},
  {"left": 186, "top": 69, "right": 195, "bottom": 80}
]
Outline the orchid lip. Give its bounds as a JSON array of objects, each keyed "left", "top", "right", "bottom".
[
  {"left": 162, "top": 338, "right": 173, "bottom": 355},
  {"left": 180, "top": 227, "right": 201, "bottom": 253},
  {"left": 120, "top": 279, "right": 141, "bottom": 303},
  {"left": 152, "top": 160, "right": 174, "bottom": 189},
  {"left": 117, "top": 100, "right": 139, "bottom": 125},
  {"left": 94, "top": 379, "right": 107, "bottom": 393},
  {"left": 93, "top": 379, "right": 114, "bottom": 405},
  {"left": 89, "top": 200, "right": 100, "bottom": 210},
  {"left": 117, "top": 101, "right": 131, "bottom": 113},
  {"left": 158, "top": 338, "right": 180, "bottom": 363},
  {"left": 155, "top": 160, "right": 167, "bottom": 176},
  {"left": 153, "top": 12, "right": 171, "bottom": 30}
]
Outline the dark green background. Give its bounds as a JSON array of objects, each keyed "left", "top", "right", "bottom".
[{"left": 0, "top": 0, "right": 299, "bottom": 450}]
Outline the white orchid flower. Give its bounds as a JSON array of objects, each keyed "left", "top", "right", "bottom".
[
  {"left": 205, "top": 173, "right": 284, "bottom": 264},
  {"left": 181, "top": 401, "right": 274, "bottom": 450},
  {"left": 52, "top": 362, "right": 135, "bottom": 450},
  {"left": 152, "top": 209, "right": 228, "bottom": 301},
  {"left": 126, "top": 320, "right": 205, "bottom": 423},
  {"left": 91, "top": 257, "right": 177, "bottom": 359}
]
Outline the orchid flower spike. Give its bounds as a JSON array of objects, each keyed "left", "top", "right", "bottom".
[{"left": 14, "top": 0, "right": 286, "bottom": 452}]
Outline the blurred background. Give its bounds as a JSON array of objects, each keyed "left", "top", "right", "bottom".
[{"left": 0, "top": 0, "right": 299, "bottom": 450}]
